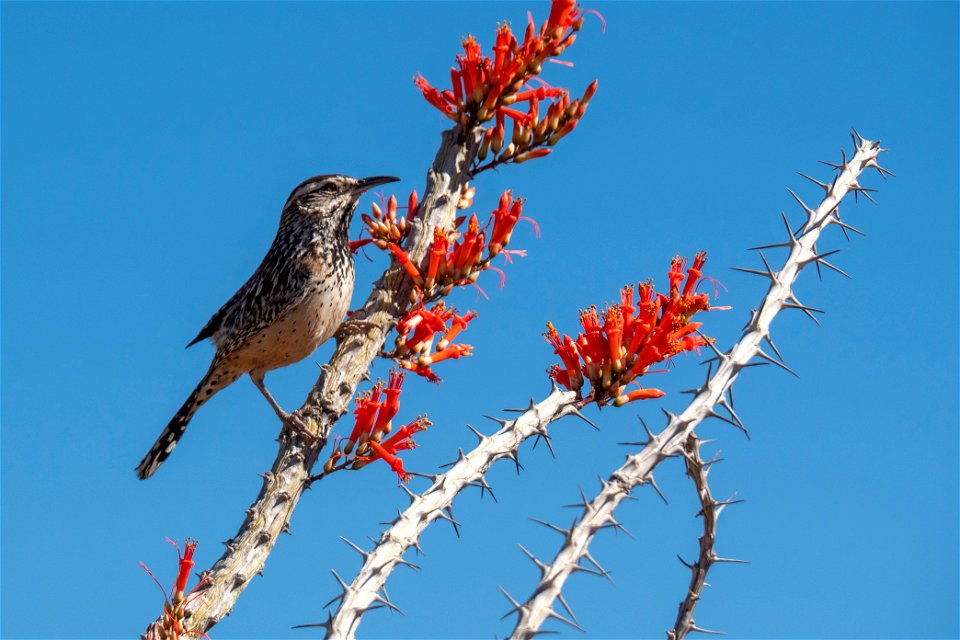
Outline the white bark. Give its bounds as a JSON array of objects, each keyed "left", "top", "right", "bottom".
[{"left": 507, "top": 132, "right": 889, "bottom": 639}]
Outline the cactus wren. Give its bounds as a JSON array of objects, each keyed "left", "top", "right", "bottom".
[{"left": 136, "top": 174, "right": 399, "bottom": 479}]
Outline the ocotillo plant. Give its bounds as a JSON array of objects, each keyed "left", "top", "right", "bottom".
[{"left": 139, "top": 1, "right": 891, "bottom": 637}]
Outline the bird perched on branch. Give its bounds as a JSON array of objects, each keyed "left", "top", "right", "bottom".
[{"left": 136, "top": 174, "right": 399, "bottom": 479}]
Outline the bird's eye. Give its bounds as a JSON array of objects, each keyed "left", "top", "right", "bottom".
[{"left": 320, "top": 183, "right": 338, "bottom": 194}]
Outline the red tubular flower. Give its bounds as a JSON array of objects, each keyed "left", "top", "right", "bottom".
[
  {"left": 368, "top": 441, "right": 410, "bottom": 482},
  {"left": 381, "top": 416, "right": 430, "bottom": 454},
  {"left": 439, "top": 311, "right": 477, "bottom": 348},
  {"left": 388, "top": 244, "right": 423, "bottom": 283},
  {"left": 420, "top": 343, "right": 473, "bottom": 365},
  {"left": 414, "top": 74, "right": 457, "bottom": 119},
  {"left": 401, "top": 301, "right": 452, "bottom": 352},
  {"left": 397, "top": 359, "right": 441, "bottom": 384},
  {"left": 426, "top": 227, "right": 450, "bottom": 286},
  {"left": 173, "top": 538, "right": 197, "bottom": 596},
  {"left": 613, "top": 387, "right": 666, "bottom": 407},
  {"left": 347, "top": 383, "right": 383, "bottom": 451},
  {"left": 547, "top": 0, "right": 578, "bottom": 32},
  {"left": 604, "top": 306, "right": 624, "bottom": 370},
  {"left": 373, "top": 370, "right": 405, "bottom": 434}
]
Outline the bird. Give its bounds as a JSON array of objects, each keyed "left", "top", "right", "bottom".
[{"left": 136, "top": 174, "right": 399, "bottom": 479}]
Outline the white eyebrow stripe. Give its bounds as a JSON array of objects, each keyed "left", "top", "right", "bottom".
[{"left": 289, "top": 182, "right": 323, "bottom": 202}]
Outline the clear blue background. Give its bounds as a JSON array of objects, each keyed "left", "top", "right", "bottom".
[{"left": 2, "top": 2, "right": 957, "bottom": 638}]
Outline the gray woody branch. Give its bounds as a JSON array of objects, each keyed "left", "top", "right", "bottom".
[
  {"left": 505, "top": 132, "right": 889, "bottom": 639},
  {"left": 142, "top": 126, "right": 482, "bottom": 638},
  {"left": 668, "top": 434, "right": 745, "bottom": 640},
  {"left": 320, "top": 385, "right": 592, "bottom": 639}
]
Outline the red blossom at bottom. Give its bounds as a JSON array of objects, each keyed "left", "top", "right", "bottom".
[{"left": 140, "top": 538, "right": 209, "bottom": 640}]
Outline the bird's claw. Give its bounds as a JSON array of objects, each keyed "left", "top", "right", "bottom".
[{"left": 281, "top": 410, "right": 318, "bottom": 444}]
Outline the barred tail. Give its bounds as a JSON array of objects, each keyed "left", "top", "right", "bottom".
[{"left": 136, "top": 363, "right": 240, "bottom": 479}]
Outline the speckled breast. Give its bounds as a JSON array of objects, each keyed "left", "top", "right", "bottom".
[{"left": 239, "top": 272, "right": 353, "bottom": 373}]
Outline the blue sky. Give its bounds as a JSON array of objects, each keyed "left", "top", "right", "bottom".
[{"left": 2, "top": 2, "right": 957, "bottom": 638}]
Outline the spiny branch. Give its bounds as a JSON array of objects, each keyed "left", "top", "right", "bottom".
[
  {"left": 324, "top": 384, "right": 580, "bottom": 639},
  {"left": 667, "top": 434, "right": 744, "bottom": 640},
  {"left": 505, "top": 132, "right": 888, "bottom": 639},
  {"left": 145, "top": 126, "right": 483, "bottom": 637}
]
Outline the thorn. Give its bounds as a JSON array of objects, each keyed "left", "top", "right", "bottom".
[
  {"left": 436, "top": 506, "right": 461, "bottom": 537},
  {"left": 339, "top": 536, "right": 369, "bottom": 559},
  {"left": 470, "top": 476, "right": 498, "bottom": 502},
  {"left": 638, "top": 415, "right": 658, "bottom": 444},
  {"left": 763, "top": 334, "right": 784, "bottom": 363},
  {"left": 505, "top": 449, "right": 524, "bottom": 474},
  {"left": 712, "top": 556, "right": 751, "bottom": 565},
  {"left": 717, "top": 396, "right": 745, "bottom": 430},
  {"left": 517, "top": 544, "right": 548, "bottom": 577},
  {"left": 802, "top": 247, "right": 842, "bottom": 266},
  {"left": 529, "top": 517, "right": 572, "bottom": 537},
  {"left": 697, "top": 330, "right": 727, "bottom": 362},
  {"left": 465, "top": 423, "right": 486, "bottom": 442},
  {"left": 729, "top": 265, "right": 769, "bottom": 278},
  {"left": 604, "top": 514, "right": 635, "bottom": 539},
  {"left": 849, "top": 181, "right": 879, "bottom": 205},
  {"left": 394, "top": 556, "right": 421, "bottom": 571},
  {"left": 754, "top": 348, "right": 798, "bottom": 378},
  {"left": 532, "top": 432, "right": 556, "bottom": 458},
  {"left": 647, "top": 473, "right": 668, "bottom": 504},
  {"left": 546, "top": 606, "right": 585, "bottom": 632},
  {"left": 556, "top": 594, "right": 580, "bottom": 627},
  {"left": 830, "top": 214, "right": 865, "bottom": 237},
  {"left": 850, "top": 127, "right": 864, "bottom": 147},
  {"left": 579, "top": 551, "right": 615, "bottom": 585},
  {"left": 706, "top": 408, "right": 749, "bottom": 439},
  {"left": 372, "top": 592, "right": 404, "bottom": 615},
  {"left": 782, "top": 295, "right": 824, "bottom": 326},
  {"left": 817, "top": 258, "right": 852, "bottom": 279},
  {"left": 797, "top": 171, "right": 830, "bottom": 192},
  {"left": 563, "top": 487, "right": 593, "bottom": 512},
  {"left": 785, "top": 187, "right": 817, "bottom": 224},
  {"left": 497, "top": 586, "right": 523, "bottom": 620},
  {"left": 330, "top": 569, "right": 350, "bottom": 591},
  {"left": 817, "top": 158, "right": 843, "bottom": 171},
  {"left": 689, "top": 623, "right": 726, "bottom": 636},
  {"left": 569, "top": 406, "right": 599, "bottom": 430},
  {"left": 661, "top": 407, "right": 677, "bottom": 424},
  {"left": 292, "top": 611, "right": 333, "bottom": 632},
  {"left": 398, "top": 482, "right": 418, "bottom": 504},
  {"left": 438, "top": 448, "right": 468, "bottom": 469},
  {"left": 677, "top": 554, "right": 694, "bottom": 569},
  {"left": 484, "top": 414, "right": 509, "bottom": 427}
]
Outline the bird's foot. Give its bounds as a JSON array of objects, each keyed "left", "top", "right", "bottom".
[
  {"left": 336, "top": 318, "right": 382, "bottom": 343},
  {"left": 280, "top": 409, "right": 319, "bottom": 444}
]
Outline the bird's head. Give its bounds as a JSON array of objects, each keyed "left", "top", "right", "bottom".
[{"left": 284, "top": 174, "right": 400, "bottom": 228}]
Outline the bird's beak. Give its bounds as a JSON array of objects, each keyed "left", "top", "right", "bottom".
[{"left": 355, "top": 176, "right": 400, "bottom": 193}]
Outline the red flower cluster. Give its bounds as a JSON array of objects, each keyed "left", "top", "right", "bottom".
[
  {"left": 414, "top": 0, "right": 599, "bottom": 169},
  {"left": 390, "top": 300, "right": 477, "bottom": 383},
  {"left": 141, "top": 538, "right": 209, "bottom": 640},
  {"left": 325, "top": 371, "right": 431, "bottom": 482},
  {"left": 389, "top": 190, "right": 535, "bottom": 298},
  {"left": 545, "top": 252, "right": 715, "bottom": 406}
]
